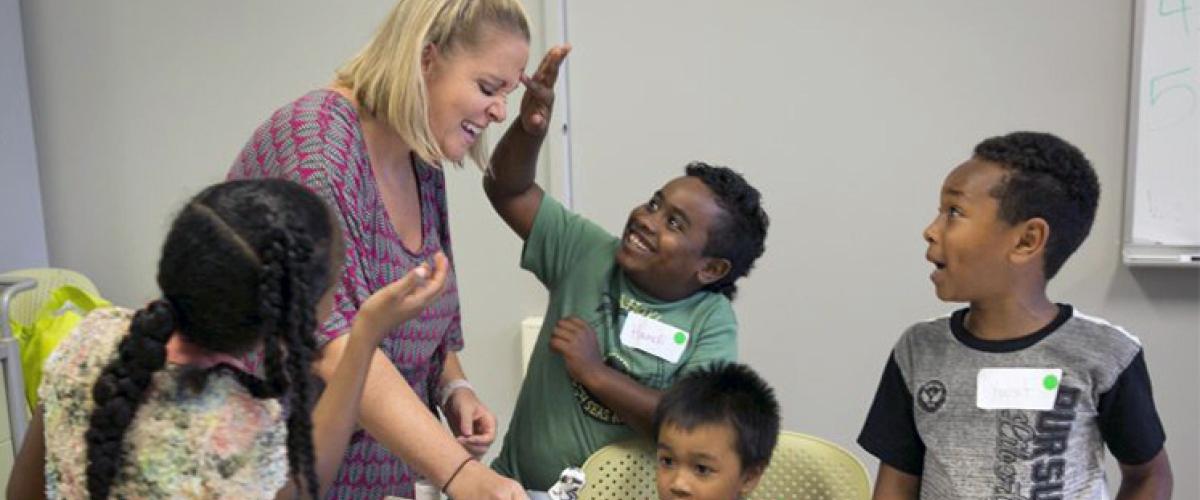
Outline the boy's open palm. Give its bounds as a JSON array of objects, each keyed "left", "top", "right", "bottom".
[{"left": 518, "top": 44, "right": 571, "bottom": 136}]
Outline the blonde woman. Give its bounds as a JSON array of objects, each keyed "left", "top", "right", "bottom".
[{"left": 228, "top": 0, "right": 566, "bottom": 497}]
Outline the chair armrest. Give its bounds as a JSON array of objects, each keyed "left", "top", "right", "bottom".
[
  {"left": 0, "top": 278, "right": 36, "bottom": 340},
  {"left": 0, "top": 277, "right": 36, "bottom": 451}
]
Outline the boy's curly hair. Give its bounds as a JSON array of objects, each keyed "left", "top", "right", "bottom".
[
  {"left": 974, "top": 132, "right": 1099, "bottom": 279},
  {"left": 686, "top": 162, "right": 769, "bottom": 300}
]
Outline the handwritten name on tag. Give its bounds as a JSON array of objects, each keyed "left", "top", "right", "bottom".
[
  {"left": 976, "top": 368, "right": 1063, "bottom": 410},
  {"left": 619, "top": 312, "right": 689, "bottom": 363}
]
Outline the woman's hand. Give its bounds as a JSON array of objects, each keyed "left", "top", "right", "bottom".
[
  {"left": 444, "top": 460, "right": 529, "bottom": 500},
  {"left": 354, "top": 252, "right": 450, "bottom": 344},
  {"left": 443, "top": 386, "right": 497, "bottom": 458},
  {"left": 518, "top": 44, "right": 571, "bottom": 136}
]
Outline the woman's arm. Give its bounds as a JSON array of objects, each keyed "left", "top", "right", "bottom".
[
  {"left": 275, "top": 257, "right": 446, "bottom": 498},
  {"left": 275, "top": 254, "right": 523, "bottom": 499},
  {"left": 311, "top": 341, "right": 525, "bottom": 499},
  {"left": 298, "top": 254, "right": 525, "bottom": 499},
  {"left": 274, "top": 330, "right": 378, "bottom": 499}
]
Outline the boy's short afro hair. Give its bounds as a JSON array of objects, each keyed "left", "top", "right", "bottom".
[
  {"left": 974, "top": 132, "right": 1099, "bottom": 279},
  {"left": 685, "top": 162, "right": 769, "bottom": 300}
]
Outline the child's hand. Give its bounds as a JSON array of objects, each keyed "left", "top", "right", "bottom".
[
  {"left": 549, "top": 316, "right": 603, "bottom": 383},
  {"left": 517, "top": 44, "right": 571, "bottom": 136},
  {"left": 354, "top": 252, "right": 450, "bottom": 344}
]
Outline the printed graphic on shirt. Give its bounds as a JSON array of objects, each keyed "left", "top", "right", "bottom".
[
  {"left": 572, "top": 292, "right": 656, "bottom": 424},
  {"left": 618, "top": 294, "right": 663, "bottom": 322},
  {"left": 572, "top": 353, "right": 632, "bottom": 425},
  {"left": 992, "top": 385, "right": 1080, "bottom": 500},
  {"left": 917, "top": 380, "right": 948, "bottom": 413}
]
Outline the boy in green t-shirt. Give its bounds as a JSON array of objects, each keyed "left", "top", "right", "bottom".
[{"left": 485, "top": 47, "right": 770, "bottom": 490}]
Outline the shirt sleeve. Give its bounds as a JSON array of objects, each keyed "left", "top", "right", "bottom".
[
  {"left": 679, "top": 307, "right": 738, "bottom": 374},
  {"left": 1097, "top": 350, "right": 1166, "bottom": 465},
  {"left": 295, "top": 168, "right": 370, "bottom": 349},
  {"left": 226, "top": 103, "right": 369, "bottom": 350},
  {"left": 858, "top": 352, "right": 925, "bottom": 476},
  {"left": 520, "top": 195, "right": 615, "bottom": 289}
]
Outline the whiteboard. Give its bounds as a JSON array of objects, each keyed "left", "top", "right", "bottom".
[{"left": 1124, "top": 0, "right": 1200, "bottom": 266}]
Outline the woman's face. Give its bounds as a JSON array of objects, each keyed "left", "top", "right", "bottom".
[{"left": 423, "top": 27, "right": 530, "bottom": 163}]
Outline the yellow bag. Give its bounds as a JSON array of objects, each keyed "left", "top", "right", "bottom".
[{"left": 10, "top": 285, "right": 110, "bottom": 409}]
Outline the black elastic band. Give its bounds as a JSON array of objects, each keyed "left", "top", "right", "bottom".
[{"left": 441, "top": 456, "right": 474, "bottom": 494}]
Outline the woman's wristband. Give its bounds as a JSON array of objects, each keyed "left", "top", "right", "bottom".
[{"left": 438, "top": 378, "right": 474, "bottom": 408}]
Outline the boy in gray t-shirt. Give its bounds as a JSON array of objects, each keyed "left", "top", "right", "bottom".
[{"left": 858, "top": 132, "right": 1172, "bottom": 499}]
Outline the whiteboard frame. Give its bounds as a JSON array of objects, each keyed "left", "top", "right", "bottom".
[
  {"left": 1122, "top": 0, "right": 1200, "bottom": 267},
  {"left": 531, "top": 0, "right": 574, "bottom": 209}
]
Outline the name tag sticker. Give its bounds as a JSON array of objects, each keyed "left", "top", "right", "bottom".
[
  {"left": 976, "top": 368, "right": 1063, "bottom": 410},
  {"left": 619, "top": 312, "right": 689, "bottom": 363}
]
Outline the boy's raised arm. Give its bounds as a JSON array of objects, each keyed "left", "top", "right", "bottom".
[{"left": 484, "top": 45, "right": 570, "bottom": 240}]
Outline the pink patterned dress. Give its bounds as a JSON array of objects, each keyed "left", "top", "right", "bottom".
[{"left": 228, "top": 89, "right": 463, "bottom": 499}]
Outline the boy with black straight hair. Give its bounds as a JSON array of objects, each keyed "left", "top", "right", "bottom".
[{"left": 654, "top": 362, "right": 781, "bottom": 500}]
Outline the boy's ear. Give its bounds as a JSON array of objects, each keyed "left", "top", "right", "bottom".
[
  {"left": 1010, "top": 217, "right": 1049, "bottom": 267},
  {"left": 738, "top": 464, "right": 766, "bottom": 498},
  {"left": 697, "top": 257, "right": 732, "bottom": 286}
]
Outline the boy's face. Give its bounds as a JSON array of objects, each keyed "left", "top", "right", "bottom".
[
  {"left": 923, "top": 158, "right": 1024, "bottom": 302},
  {"left": 616, "top": 176, "right": 731, "bottom": 301},
  {"left": 656, "top": 422, "right": 762, "bottom": 500}
]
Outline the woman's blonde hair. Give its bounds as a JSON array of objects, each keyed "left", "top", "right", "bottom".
[{"left": 336, "top": 0, "right": 531, "bottom": 169}]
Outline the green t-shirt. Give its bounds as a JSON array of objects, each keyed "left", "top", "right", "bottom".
[{"left": 492, "top": 195, "right": 738, "bottom": 490}]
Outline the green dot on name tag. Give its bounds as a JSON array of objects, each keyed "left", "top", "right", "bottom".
[
  {"left": 673, "top": 332, "right": 686, "bottom": 345},
  {"left": 1043, "top": 374, "right": 1059, "bottom": 390}
]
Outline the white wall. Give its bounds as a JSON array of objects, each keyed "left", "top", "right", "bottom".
[
  {"left": 561, "top": 0, "right": 1199, "bottom": 494},
  {"left": 19, "top": 0, "right": 548, "bottom": 463},
  {"left": 18, "top": 0, "right": 1200, "bottom": 494},
  {"left": 0, "top": 0, "right": 47, "bottom": 272}
]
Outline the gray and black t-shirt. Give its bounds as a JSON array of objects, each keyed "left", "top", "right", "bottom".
[{"left": 858, "top": 305, "right": 1165, "bottom": 499}]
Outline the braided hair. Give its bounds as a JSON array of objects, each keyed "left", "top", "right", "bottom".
[{"left": 85, "top": 179, "right": 336, "bottom": 499}]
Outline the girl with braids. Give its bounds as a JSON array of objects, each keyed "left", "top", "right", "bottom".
[
  {"left": 228, "top": 0, "right": 563, "bottom": 497},
  {"left": 8, "top": 179, "right": 451, "bottom": 499}
]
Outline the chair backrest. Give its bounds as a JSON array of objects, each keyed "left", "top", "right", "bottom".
[
  {"left": 0, "top": 268, "right": 101, "bottom": 454},
  {"left": 578, "top": 438, "right": 657, "bottom": 500},
  {"left": 577, "top": 431, "right": 870, "bottom": 500},
  {"left": 747, "top": 431, "right": 870, "bottom": 500},
  {"left": 0, "top": 268, "right": 100, "bottom": 326}
]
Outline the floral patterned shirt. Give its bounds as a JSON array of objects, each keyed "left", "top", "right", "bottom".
[{"left": 40, "top": 308, "right": 288, "bottom": 499}]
